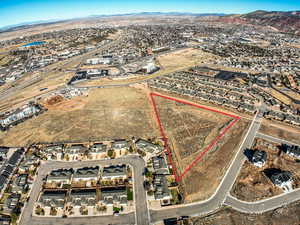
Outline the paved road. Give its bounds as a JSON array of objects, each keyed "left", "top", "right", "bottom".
[
  {"left": 225, "top": 189, "right": 300, "bottom": 214},
  {"left": 19, "top": 155, "right": 149, "bottom": 225},
  {"left": 256, "top": 132, "right": 300, "bottom": 147},
  {"left": 150, "top": 109, "right": 264, "bottom": 222}
]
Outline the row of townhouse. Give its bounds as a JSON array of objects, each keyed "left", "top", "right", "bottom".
[
  {"left": 263, "top": 110, "right": 300, "bottom": 126},
  {"left": 37, "top": 164, "right": 131, "bottom": 216},
  {"left": 39, "top": 139, "right": 163, "bottom": 161},
  {"left": 45, "top": 164, "right": 129, "bottom": 188},
  {"left": 37, "top": 186, "right": 128, "bottom": 213},
  {"left": 149, "top": 71, "right": 256, "bottom": 114},
  {"left": 0, "top": 103, "right": 45, "bottom": 131},
  {"left": 0, "top": 148, "right": 25, "bottom": 195}
]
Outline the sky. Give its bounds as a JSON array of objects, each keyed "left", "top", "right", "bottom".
[{"left": 0, "top": 0, "right": 299, "bottom": 28}]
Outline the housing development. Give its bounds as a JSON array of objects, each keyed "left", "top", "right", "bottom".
[{"left": 0, "top": 9, "right": 300, "bottom": 225}]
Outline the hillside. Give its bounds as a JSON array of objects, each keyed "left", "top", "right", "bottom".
[{"left": 218, "top": 10, "right": 300, "bottom": 35}]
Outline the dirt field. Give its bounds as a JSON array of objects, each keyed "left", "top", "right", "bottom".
[
  {"left": 156, "top": 48, "right": 219, "bottom": 75},
  {"left": 182, "top": 119, "right": 248, "bottom": 202},
  {"left": 0, "top": 87, "right": 159, "bottom": 146},
  {"left": 192, "top": 202, "right": 300, "bottom": 225},
  {"left": 259, "top": 122, "right": 300, "bottom": 145},
  {"left": 231, "top": 138, "right": 300, "bottom": 201},
  {"left": 153, "top": 96, "right": 232, "bottom": 172},
  {"left": 151, "top": 93, "right": 249, "bottom": 202}
]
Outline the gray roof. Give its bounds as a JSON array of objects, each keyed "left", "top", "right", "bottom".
[
  {"left": 47, "top": 168, "right": 73, "bottom": 180},
  {"left": 152, "top": 156, "right": 169, "bottom": 175},
  {"left": 111, "top": 141, "right": 129, "bottom": 150},
  {"left": 89, "top": 143, "right": 107, "bottom": 153},
  {"left": 270, "top": 171, "right": 292, "bottom": 186},
  {"left": 39, "top": 191, "right": 66, "bottom": 208},
  {"left": 102, "top": 165, "right": 126, "bottom": 178},
  {"left": 101, "top": 187, "right": 127, "bottom": 204},
  {"left": 73, "top": 166, "right": 99, "bottom": 179},
  {"left": 153, "top": 175, "right": 170, "bottom": 200},
  {"left": 70, "top": 189, "right": 97, "bottom": 206},
  {"left": 136, "top": 139, "right": 163, "bottom": 153},
  {"left": 65, "top": 144, "right": 87, "bottom": 154}
]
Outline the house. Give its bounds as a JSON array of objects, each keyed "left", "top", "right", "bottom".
[
  {"left": 101, "top": 187, "right": 127, "bottom": 206},
  {"left": 135, "top": 139, "right": 164, "bottom": 155},
  {"left": 0, "top": 104, "right": 42, "bottom": 130},
  {"left": 64, "top": 144, "right": 87, "bottom": 160},
  {"left": 72, "top": 166, "right": 99, "bottom": 186},
  {"left": 0, "top": 147, "right": 9, "bottom": 158},
  {"left": 88, "top": 143, "right": 107, "bottom": 159},
  {"left": 69, "top": 189, "right": 97, "bottom": 207},
  {"left": 102, "top": 165, "right": 127, "bottom": 180},
  {"left": 0, "top": 215, "right": 11, "bottom": 225},
  {"left": 152, "top": 156, "right": 169, "bottom": 175},
  {"left": 4, "top": 193, "right": 21, "bottom": 211},
  {"left": 111, "top": 140, "right": 130, "bottom": 157},
  {"left": 38, "top": 191, "right": 66, "bottom": 209},
  {"left": 7, "top": 148, "right": 24, "bottom": 167},
  {"left": 153, "top": 175, "right": 172, "bottom": 206},
  {"left": 269, "top": 170, "right": 293, "bottom": 192},
  {"left": 252, "top": 150, "right": 267, "bottom": 167},
  {"left": 12, "top": 174, "right": 29, "bottom": 193},
  {"left": 46, "top": 169, "right": 73, "bottom": 186},
  {"left": 0, "top": 175, "right": 8, "bottom": 190},
  {"left": 111, "top": 141, "right": 129, "bottom": 150},
  {"left": 43, "top": 145, "right": 64, "bottom": 160},
  {"left": 283, "top": 144, "right": 300, "bottom": 159}
]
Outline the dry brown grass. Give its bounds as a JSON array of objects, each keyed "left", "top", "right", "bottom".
[
  {"left": 0, "top": 87, "right": 159, "bottom": 146},
  {"left": 270, "top": 89, "right": 292, "bottom": 105}
]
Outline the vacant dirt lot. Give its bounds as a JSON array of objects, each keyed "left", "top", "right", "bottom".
[
  {"left": 192, "top": 202, "right": 300, "bottom": 225},
  {"left": 0, "top": 87, "right": 159, "bottom": 146},
  {"left": 152, "top": 93, "right": 249, "bottom": 202},
  {"left": 153, "top": 96, "right": 232, "bottom": 172},
  {"left": 182, "top": 119, "right": 248, "bottom": 202},
  {"left": 157, "top": 48, "right": 219, "bottom": 75},
  {"left": 231, "top": 138, "right": 300, "bottom": 201}
]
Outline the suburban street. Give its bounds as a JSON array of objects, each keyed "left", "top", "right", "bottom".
[{"left": 19, "top": 155, "right": 148, "bottom": 225}]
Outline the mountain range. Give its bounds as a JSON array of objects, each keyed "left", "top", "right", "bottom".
[{"left": 1, "top": 10, "right": 299, "bottom": 35}]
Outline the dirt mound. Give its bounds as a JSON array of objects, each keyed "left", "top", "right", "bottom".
[{"left": 46, "top": 95, "right": 64, "bottom": 105}]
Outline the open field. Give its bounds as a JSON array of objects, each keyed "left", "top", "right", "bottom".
[
  {"left": 156, "top": 48, "right": 219, "bottom": 75},
  {"left": 0, "top": 87, "right": 159, "bottom": 146},
  {"left": 259, "top": 122, "right": 300, "bottom": 145},
  {"left": 182, "top": 118, "right": 248, "bottom": 202},
  {"left": 151, "top": 92, "right": 249, "bottom": 202},
  {"left": 192, "top": 201, "right": 300, "bottom": 225},
  {"left": 231, "top": 138, "right": 300, "bottom": 201},
  {"left": 152, "top": 95, "right": 233, "bottom": 172}
]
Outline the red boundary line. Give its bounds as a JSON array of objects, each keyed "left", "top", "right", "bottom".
[{"left": 149, "top": 92, "right": 240, "bottom": 182}]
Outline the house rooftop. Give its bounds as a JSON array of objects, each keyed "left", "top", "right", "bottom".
[
  {"left": 102, "top": 164, "right": 127, "bottom": 178},
  {"left": 73, "top": 166, "right": 99, "bottom": 179}
]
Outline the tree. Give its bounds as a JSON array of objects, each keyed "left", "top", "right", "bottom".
[{"left": 107, "top": 149, "right": 115, "bottom": 159}]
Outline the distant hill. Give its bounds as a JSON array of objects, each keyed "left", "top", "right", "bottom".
[
  {"left": 0, "top": 12, "right": 226, "bottom": 33},
  {"left": 218, "top": 10, "right": 300, "bottom": 35}
]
